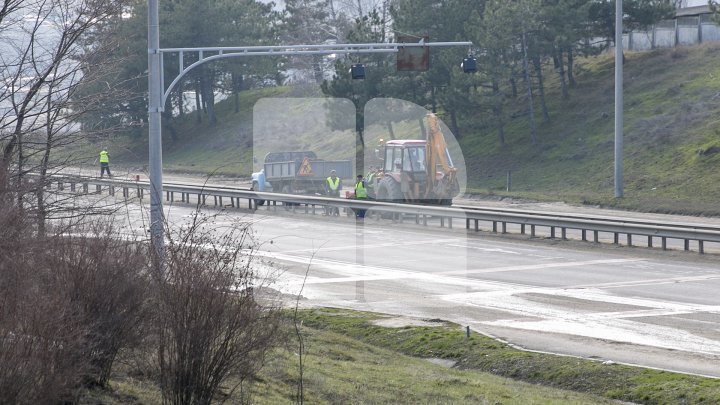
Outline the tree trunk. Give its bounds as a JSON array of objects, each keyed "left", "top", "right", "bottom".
[
  {"left": 194, "top": 78, "right": 202, "bottom": 124},
  {"left": 556, "top": 47, "right": 569, "bottom": 99},
  {"left": 232, "top": 72, "right": 243, "bottom": 113},
  {"left": 509, "top": 73, "right": 518, "bottom": 99},
  {"left": 200, "top": 68, "right": 217, "bottom": 125},
  {"left": 532, "top": 56, "right": 550, "bottom": 122},
  {"left": 162, "top": 112, "right": 178, "bottom": 142},
  {"left": 492, "top": 78, "right": 505, "bottom": 146},
  {"left": 450, "top": 110, "right": 461, "bottom": 139},
  {"left": 522, "top": 32, "right": 537, "bottom": 145},
  {"left": 386, "top": 121, "right": 396, "bottom": 140},
  {"left": 430, "top": 86, "right": 437, "bottom": 113},
  {"left": 177, "top": 82, "right": 184, "bottom": 117},
  {"left": 312, "top": 55, "right": 324, "bottom": 84},
  {"left": 567, "top": 49, "right": 576, "bottom": 88}
]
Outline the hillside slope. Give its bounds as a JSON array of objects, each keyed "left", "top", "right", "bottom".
[
  {"left": 464, "top": 43, "right": 720, "bottom": 214},
  {"left": 97, "top": 43, "right": 720, "bottom": 215}
]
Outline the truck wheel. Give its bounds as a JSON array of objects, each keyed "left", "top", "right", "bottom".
[
  {"left": 376, "top": 176, "right": 403, "bottom": 203},
  {"left": 251, "top": 182, "right": 265, "bottom": 206},
  {"left": 282, "top": 184, "right": 297, "bottom": 209}
]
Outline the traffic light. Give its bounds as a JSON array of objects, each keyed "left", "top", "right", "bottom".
[
  {"left": 350, "top": 64, "right": 365, "bottom": 79},
  {"left": 461, "top": 55, "right": 477, "bottom": 73}
]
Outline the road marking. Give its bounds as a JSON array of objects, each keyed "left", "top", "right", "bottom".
[
  {"left": 440, "top": 258, "right": 647, "bottom": 276},
  {"left": 279, "top": 238, "right": 465, "bottom": 254},
  {"left": 439, "top": 288, "right": 720, "bottom": 355}
]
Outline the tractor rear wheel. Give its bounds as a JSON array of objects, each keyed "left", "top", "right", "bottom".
[{"left": 376, "top": 176, "right": 403, "bottom": 203}]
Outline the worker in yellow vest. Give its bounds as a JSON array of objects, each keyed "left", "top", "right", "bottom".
[
  {"left": 365, "top": 165, "right": 377, "bottom": 199},
  {"left": 354, "top": 174, "right": 367, "bottom": 218},
  {"left": 324, "top": 170, "right": 342, "bottom": 216},
  {"left": 99, "top": 149, "right": 112, "bottom": 178}
]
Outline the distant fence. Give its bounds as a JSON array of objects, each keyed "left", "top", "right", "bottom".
[{"left": 620, "top": 14, "right": 720, "bottom": 51}]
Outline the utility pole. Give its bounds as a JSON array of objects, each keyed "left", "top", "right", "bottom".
[
  {"left": 148, "top": 0, "right": 164, "bottom": 258},
  {"left": 615, "top": 0, "right": 624, "bottom": 198}
]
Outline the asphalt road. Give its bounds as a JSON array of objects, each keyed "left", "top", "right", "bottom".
[
  {"left": 66, "top": 169, "right": 720, "bottom": 378},
  {"left": 125, "top": 200, "right": 720, "bottom": 378}
]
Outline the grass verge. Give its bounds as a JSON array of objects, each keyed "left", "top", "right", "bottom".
[
  {"left": 87, "top": 307, "right": 720, "bottom": 404},
  {"left": 297, "top": 308, "right": 720, "bottom": 405}
]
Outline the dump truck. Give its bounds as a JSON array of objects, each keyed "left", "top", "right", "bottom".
[
  {"left": 372, "top": 113, "right": 460, "bottom": 205},
  {"left": 251, "top": 151, "right": 353, "bottom": 195}
]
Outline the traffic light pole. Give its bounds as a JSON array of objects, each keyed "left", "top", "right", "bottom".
[{"left": 147, "top": 1, "right": 471, "bottom": 257}]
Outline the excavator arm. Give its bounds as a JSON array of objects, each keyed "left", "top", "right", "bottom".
[{"left": 424, "top": 113, "right": 459, "bottom": 201}]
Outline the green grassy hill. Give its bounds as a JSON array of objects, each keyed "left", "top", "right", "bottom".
[
  {"left": 95, "top": 43, "right": 720, "bottom": 215},
  {"left": 464, "top": 43, "right": 720, "bottom": 215}
]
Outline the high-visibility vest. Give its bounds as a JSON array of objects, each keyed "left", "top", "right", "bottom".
[
  {"left": 99, "top": 151, "right": 109, "bottom": 163},
  {"left": 327, "top": 176, "right": 340, "bottom": 191},
  {"left": 366, "top": 172, "right": 375, "bottom": 187},
  {"left": 355, "top": 180, "right": 367, "bottom": 199}
]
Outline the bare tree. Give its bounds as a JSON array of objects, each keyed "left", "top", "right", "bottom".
[
  {"left": 0, "top": 0, "right": 131, "bottom": 234},
  {"left": 154, "top": 212, "right": 282, "bottom": 405},
  {"left": 0, "top": 165, "right": 150, "bottom": 402}
]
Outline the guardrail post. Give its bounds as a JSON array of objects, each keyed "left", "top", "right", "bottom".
[
  {"left": 219, "top": 196, "right": 224, "bottom": 206},
  {"left": 581, "top": 229, "right": 587, "bottom": 241},
  {"left": 550, "top": 227, "right": 556, "bottom": 239},
  {"left": 182, "top": 193, "right": 186, "bottom": 203},
  {"left": 699, "top": 240, "right": 704, "bottom": 254},
  {"left": 594, "top": 230, "right": 599, "bottom": 243},
  {"left": 96, "top": 184, "right": 101, "bottom": 194},
  {"left": 138, "top": 188, "right": 143, "bottom": 199},
  {"left": 166, "top": 191, "right": 169, "bottom": 201},
  {"left": 123, "top": 187, "right": 128, "bottom": 198},
  {"left": 312, "top": 204, "right": 316, "bottom": 215},
  {"left": 626, "top": 234, "right": 632, "bottom": 247},
  {"left": 492, "top": 221, "right": 497, "bottom": 233},
  {"left": 423, "top": 214, "right": 428, "bottom": 226},
  {"left": 110, "top": 186, "right": 115, "bottom": 196},
  {"left": 684, "top": 239, "right": 690, "bottom": 251},
  {"left": 213, "top": 196, "right": 217, "bottom": 206},
  {"left": 648, "top": 236, "right": 653, "bottom": 248},
  {"left": 613, "top": 233, "right": 619, "bottom": 244},
  {"left": 530, "top": 225, "right": 536, "bottom": 237},
  {"left": 501, "top": 222, "right": 506, "bottom": 234},
  {"left": 440, "top": 217, "right": 445, "bottom": 228},
  {"left": 58, "top": 181, "right": 63, "bottom": 190},
  {"left": 83, "top": 183, "right": 88, "bottom": 194},
  {"left": 416, "top": 214, "right": 420, "bottom": 224},
  {"left": 661, "top": 237, "right": 667, "bottom": 250},
  {"left": 448, "top": 217, "right": 452, "bottom": 229},
  {"left": 202, "top": 194, "right": 206, "bottom": 205},
  {"left": 475, "top": 219, "right": 479, "bottom": 232},
  {"left": 561, "top": 227, "right": 566, "bottom": 240},
  {"left": 520, "top": 224, "right": 526, "bottom": 235}
]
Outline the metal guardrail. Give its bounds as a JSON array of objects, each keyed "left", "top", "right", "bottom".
[{"left": 48, "top": 174, "right": 720, "bottom": 254}]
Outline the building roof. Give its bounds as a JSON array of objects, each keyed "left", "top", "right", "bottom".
[{"left": 676, "top": 5, "right": 712, "bottom": 17}]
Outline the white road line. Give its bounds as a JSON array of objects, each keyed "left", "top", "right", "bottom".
[
  {"left": 439, "top": 288, "right": 720, "bottom": 355},
  {"left": 440, "top": 258, "right": 647, "bottom": 276},
  {"left": 279, "top": 238, "right": 465, "bottom": 254}
]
